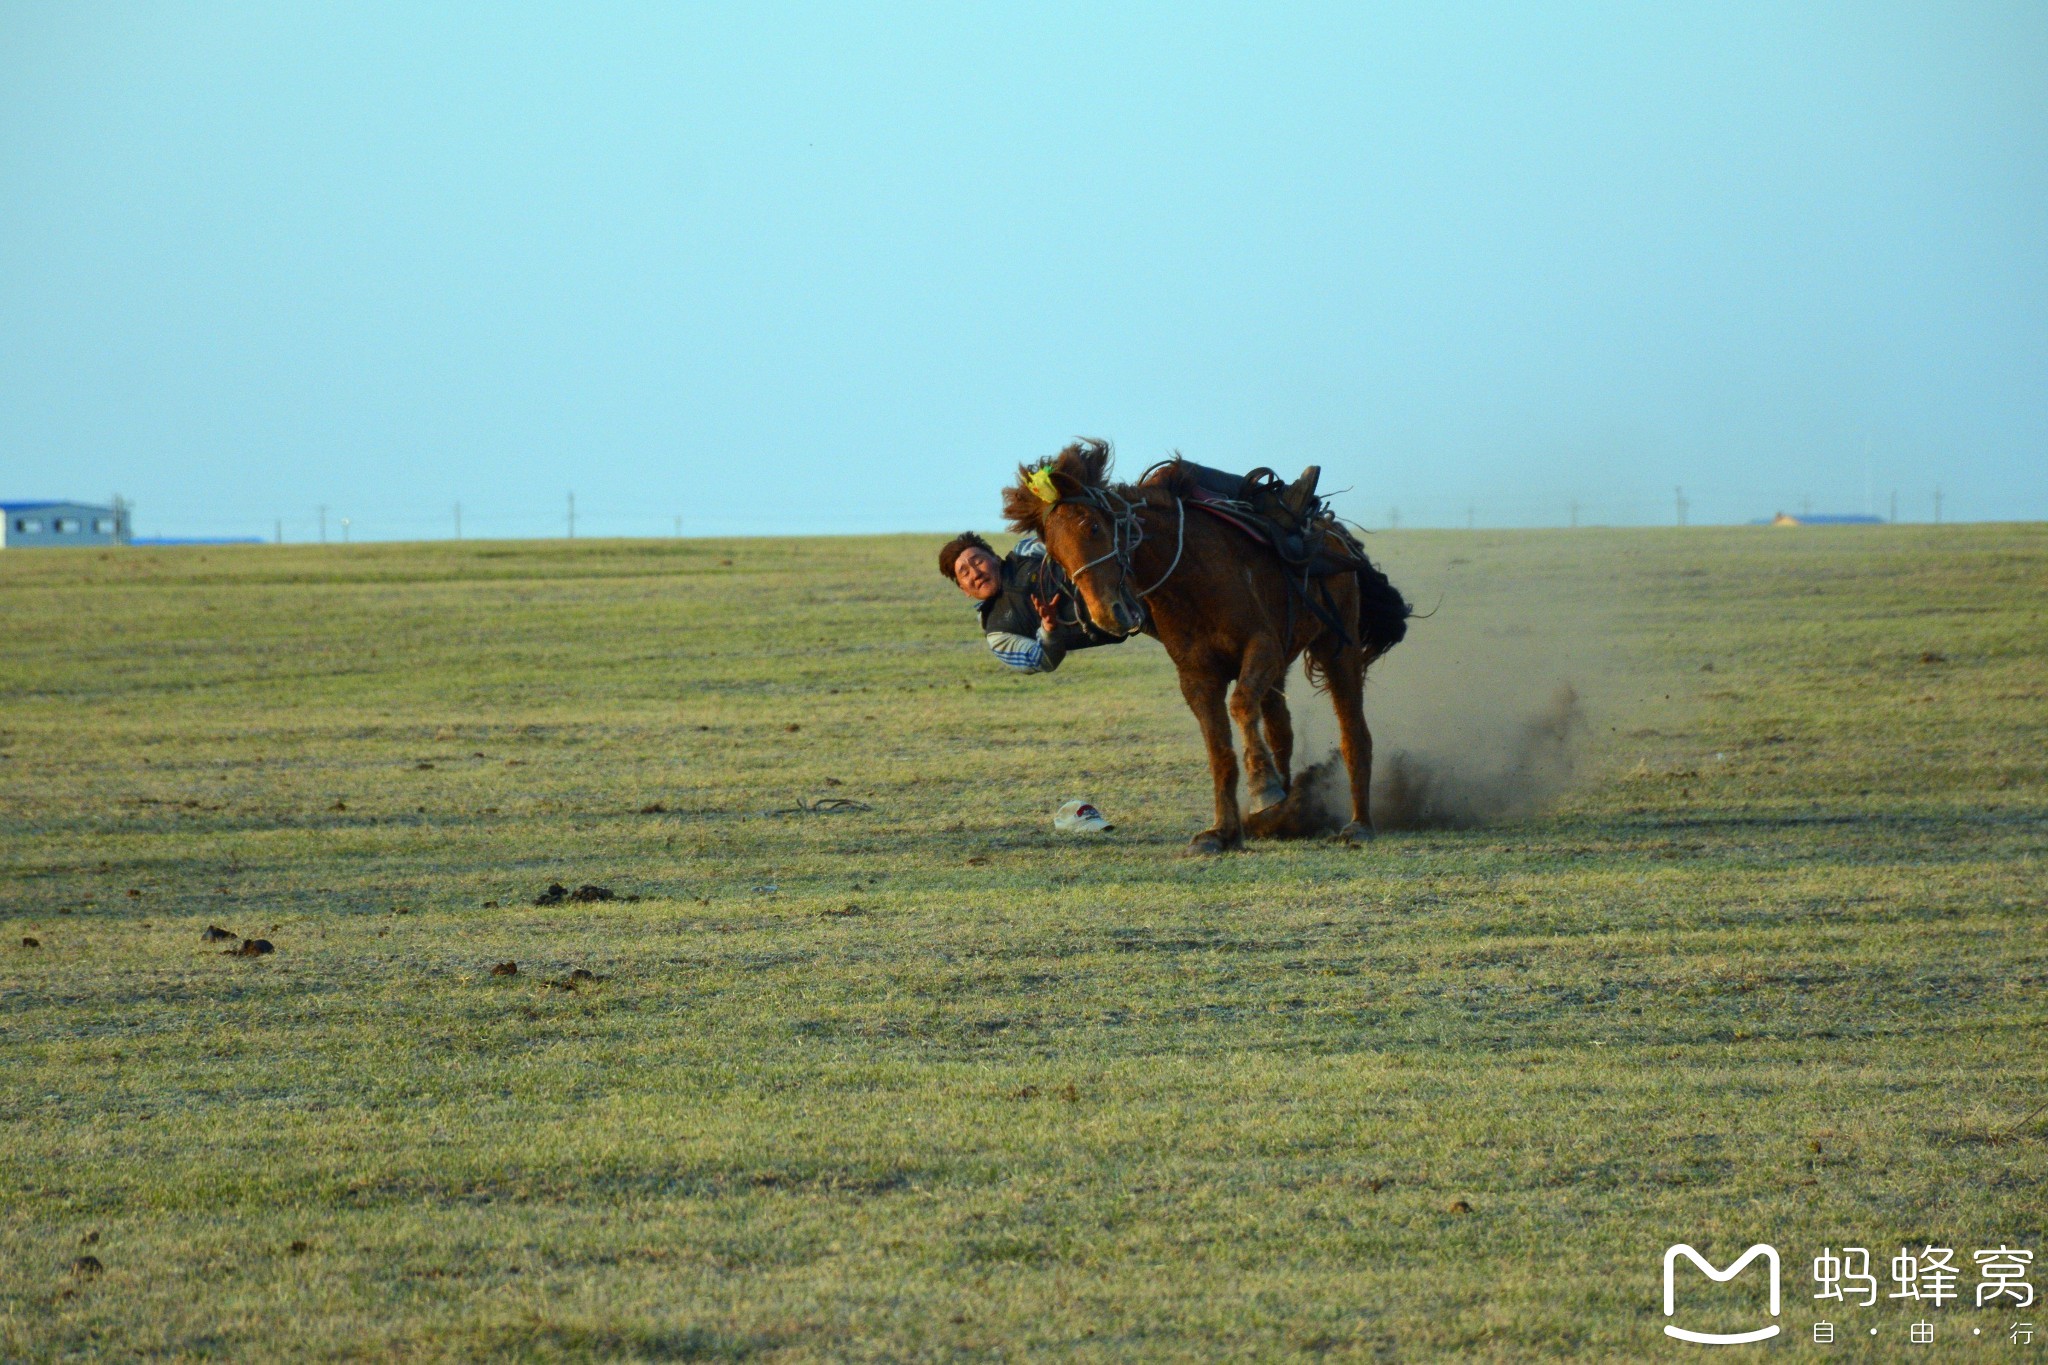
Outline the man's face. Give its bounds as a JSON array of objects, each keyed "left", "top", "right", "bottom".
[{"left": 952, "top": 547, "right": 1002, "bottom": 601}]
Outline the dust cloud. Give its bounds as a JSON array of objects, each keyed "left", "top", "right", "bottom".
[
  {"left": 1276, "top": 681, "right": 1584, "bottom": 832},
  {"left": 1253, "top": 546, "right": 1626, "bottom": 835}
]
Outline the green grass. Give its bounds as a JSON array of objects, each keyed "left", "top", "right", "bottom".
[{"left": 1, "top": 525, "right": 2042, "bottom": 1361}]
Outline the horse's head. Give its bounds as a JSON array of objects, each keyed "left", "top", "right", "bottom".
[{"left": 1001, "top": 439, "right": 1145, "bottom": 638}]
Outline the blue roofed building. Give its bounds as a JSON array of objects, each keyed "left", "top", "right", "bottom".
[
  {"left": 1, "top": 500, "right": 130, "bottom": 548},
  {"left": 1761, "top": 512, "right": 1887, "bottom": 527}
]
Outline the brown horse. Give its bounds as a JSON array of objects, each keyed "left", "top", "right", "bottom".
[{"left": 1002, "top": 440, "right": 1410, "bottom": 852}]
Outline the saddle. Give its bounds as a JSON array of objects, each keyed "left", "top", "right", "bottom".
[
  {"left": 1170, "top": 463, "right": 1359, "bottom": 577},
  {"left": 1144, "top": 458, "right": 1373, "bottom": 650}
]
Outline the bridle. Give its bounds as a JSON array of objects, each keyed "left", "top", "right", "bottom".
[{"left": 1045, "top": 482, "right": 1187, "bottom": 625}]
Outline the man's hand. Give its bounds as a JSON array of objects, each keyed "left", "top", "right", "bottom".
[{"left": 1032, "top": 592, "right": 1063, "bottom": 633}]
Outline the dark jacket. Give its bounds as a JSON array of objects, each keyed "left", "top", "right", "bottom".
[{"left": 975, "top": 536, "right": 1124, "bottom": 673}]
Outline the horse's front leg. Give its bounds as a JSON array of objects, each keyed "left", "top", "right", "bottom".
[
  {"left": 1179, "top": 670, "right": 1243, "bottom": 852},
  {"left": 1229, "top": 641, "right": 1289, "bottom": 814}
]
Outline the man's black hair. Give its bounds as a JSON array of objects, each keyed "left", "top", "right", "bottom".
[{"left": 938, "top": 531, "right": 995, "bottom": 582}]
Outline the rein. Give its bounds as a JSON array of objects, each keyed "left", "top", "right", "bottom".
[
  {"left": 1049, "top": 479, "right": 1361, "bottom": 651},
  {"left": 1058, "top": 484, "right": 1186, "bottom": 601}
]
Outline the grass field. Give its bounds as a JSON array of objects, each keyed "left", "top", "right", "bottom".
[{"left": 2, "top": 524, "right": 2043, "bottom": 1361}]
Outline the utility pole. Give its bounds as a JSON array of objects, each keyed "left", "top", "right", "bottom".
[
  {"left": 1933, "top": 486, "right": 1943, "bottom": 525},
  {"left": 454, "top": 502, "right": 462, "bottom": 540},
  {"left": 1674, "top": 487, "right": 1689, "bottom": 528},
  {"left": 567, "top": 492, "right": 576, "bottom": 539},
  {"left": 1569, "top": 500, "right": 1579, "bottom": 529},
  {"left": 1387, "top": 506, "right": 1400, "bottom": 531},
  {"left": 673, "top": 515, "right": 682, "bottom": 538},
  {"left": 340, "top": 517, "right": 351, "bottom": 544},
  {"left": 274, "top": 518, "right": 282, "bottom": 545},
  {"left": 1466, "top": 501, "right": 1475, "bottom": 530},
  {"left": 1889, "top": 490, "right": 1897, "bottom": 524},
  {"left": 318, "top": 505, "right": 328, "bottom": 544}
]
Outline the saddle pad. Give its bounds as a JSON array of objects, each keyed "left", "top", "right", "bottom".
[{"left": 1185, "top": 496, "right": 1273, "bottom": 547}]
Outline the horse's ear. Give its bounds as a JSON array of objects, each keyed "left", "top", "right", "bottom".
[
  {"left": 1054, "top": 438, "right": 1111, "bottom": 487},
  {"left": 1077, "top": 438, "right": 1112, "bottom": 484},
  {"left": 1048, "top": 464, "right": 1087, "bottom": 502}
]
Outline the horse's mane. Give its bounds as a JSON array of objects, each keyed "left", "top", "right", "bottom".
[
  {"left": 1001, "top": 439, "right": 1182, "bottom": 535},
  {"left": 1001, "top": 438, "right": 1111, "bottom": 535}
]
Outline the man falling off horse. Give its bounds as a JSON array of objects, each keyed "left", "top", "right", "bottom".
[
  {"left": 968, "top": 439, "right": 1409, "bottom": 851},
  {"left": 941, "top": 458, "right": 1326, "bottom": 676},
  {"left": 937, "top": 529, "right": 1123, "bottom": 675}
]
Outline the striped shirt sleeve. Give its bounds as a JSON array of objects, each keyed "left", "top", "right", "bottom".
[
  {"left": 986, "top": 628, "right": 1066, "bottom": 674},
  {"left": 979, "top": 534, "right": 1072, "bottom": 673}
]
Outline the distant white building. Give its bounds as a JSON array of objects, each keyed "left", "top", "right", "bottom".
[{"left": 1, "top": 500, "right": 130, "bottom": 549}]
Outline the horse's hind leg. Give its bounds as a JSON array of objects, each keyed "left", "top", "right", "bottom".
[
  {"left": 1229, "top": 641, "right": 1290, "bottom": 814},
  {"left": 1318, "top": 644, "right": 1377, "bottom": 845},
  {"left": 1180, "top": 670, "right": 1244, "bottom": 852},
  {"left": 1260, "top": 687, "right": 1294, "bottom": 790}
]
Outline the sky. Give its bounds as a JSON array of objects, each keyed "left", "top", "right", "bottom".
[{"left": 2, "top": 2, "right": 2044, "bottom": 539}]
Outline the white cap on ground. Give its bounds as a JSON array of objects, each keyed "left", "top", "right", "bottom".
[{"left": 1053, "top": 799, "right": 1114, "bottom": 834}]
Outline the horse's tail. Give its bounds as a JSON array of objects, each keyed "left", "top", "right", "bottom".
[{"left": 1354, "top": 553, "right": 1411, "bottom": 661}]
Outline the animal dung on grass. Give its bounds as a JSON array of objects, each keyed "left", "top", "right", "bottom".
[
  {"left": 532, "top": 882, "right": 627, "bottom": 905},
  {"left": 231, "top": 938, "right": 275, "bottom": 957},
  {"left": 202, "top": 925, "right": 238, "bottom": 941},
  {"left": 21, "top": 936, "right": 39, "bottom": 948},
  {"left": 70, "top": 1255, "right": 103, "bottom": 1277},
  {"left": 490, "top": 961, "right": 518, "bottom": 977}
]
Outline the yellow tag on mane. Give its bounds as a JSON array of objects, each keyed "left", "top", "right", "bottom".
[{"left": 1026, "top": 466, "right": 1059, "bottom": 504}]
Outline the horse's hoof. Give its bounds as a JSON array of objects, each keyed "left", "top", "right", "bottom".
[
  {"left": 1248, "top": 781, "right": 1288, "bottom": 814},
  {"left": 1185, "top": 830, "right": 1236, "bottom": 855},
  {"left": 1337, "top": 820, "right": 1376, "bottom": 846}
]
